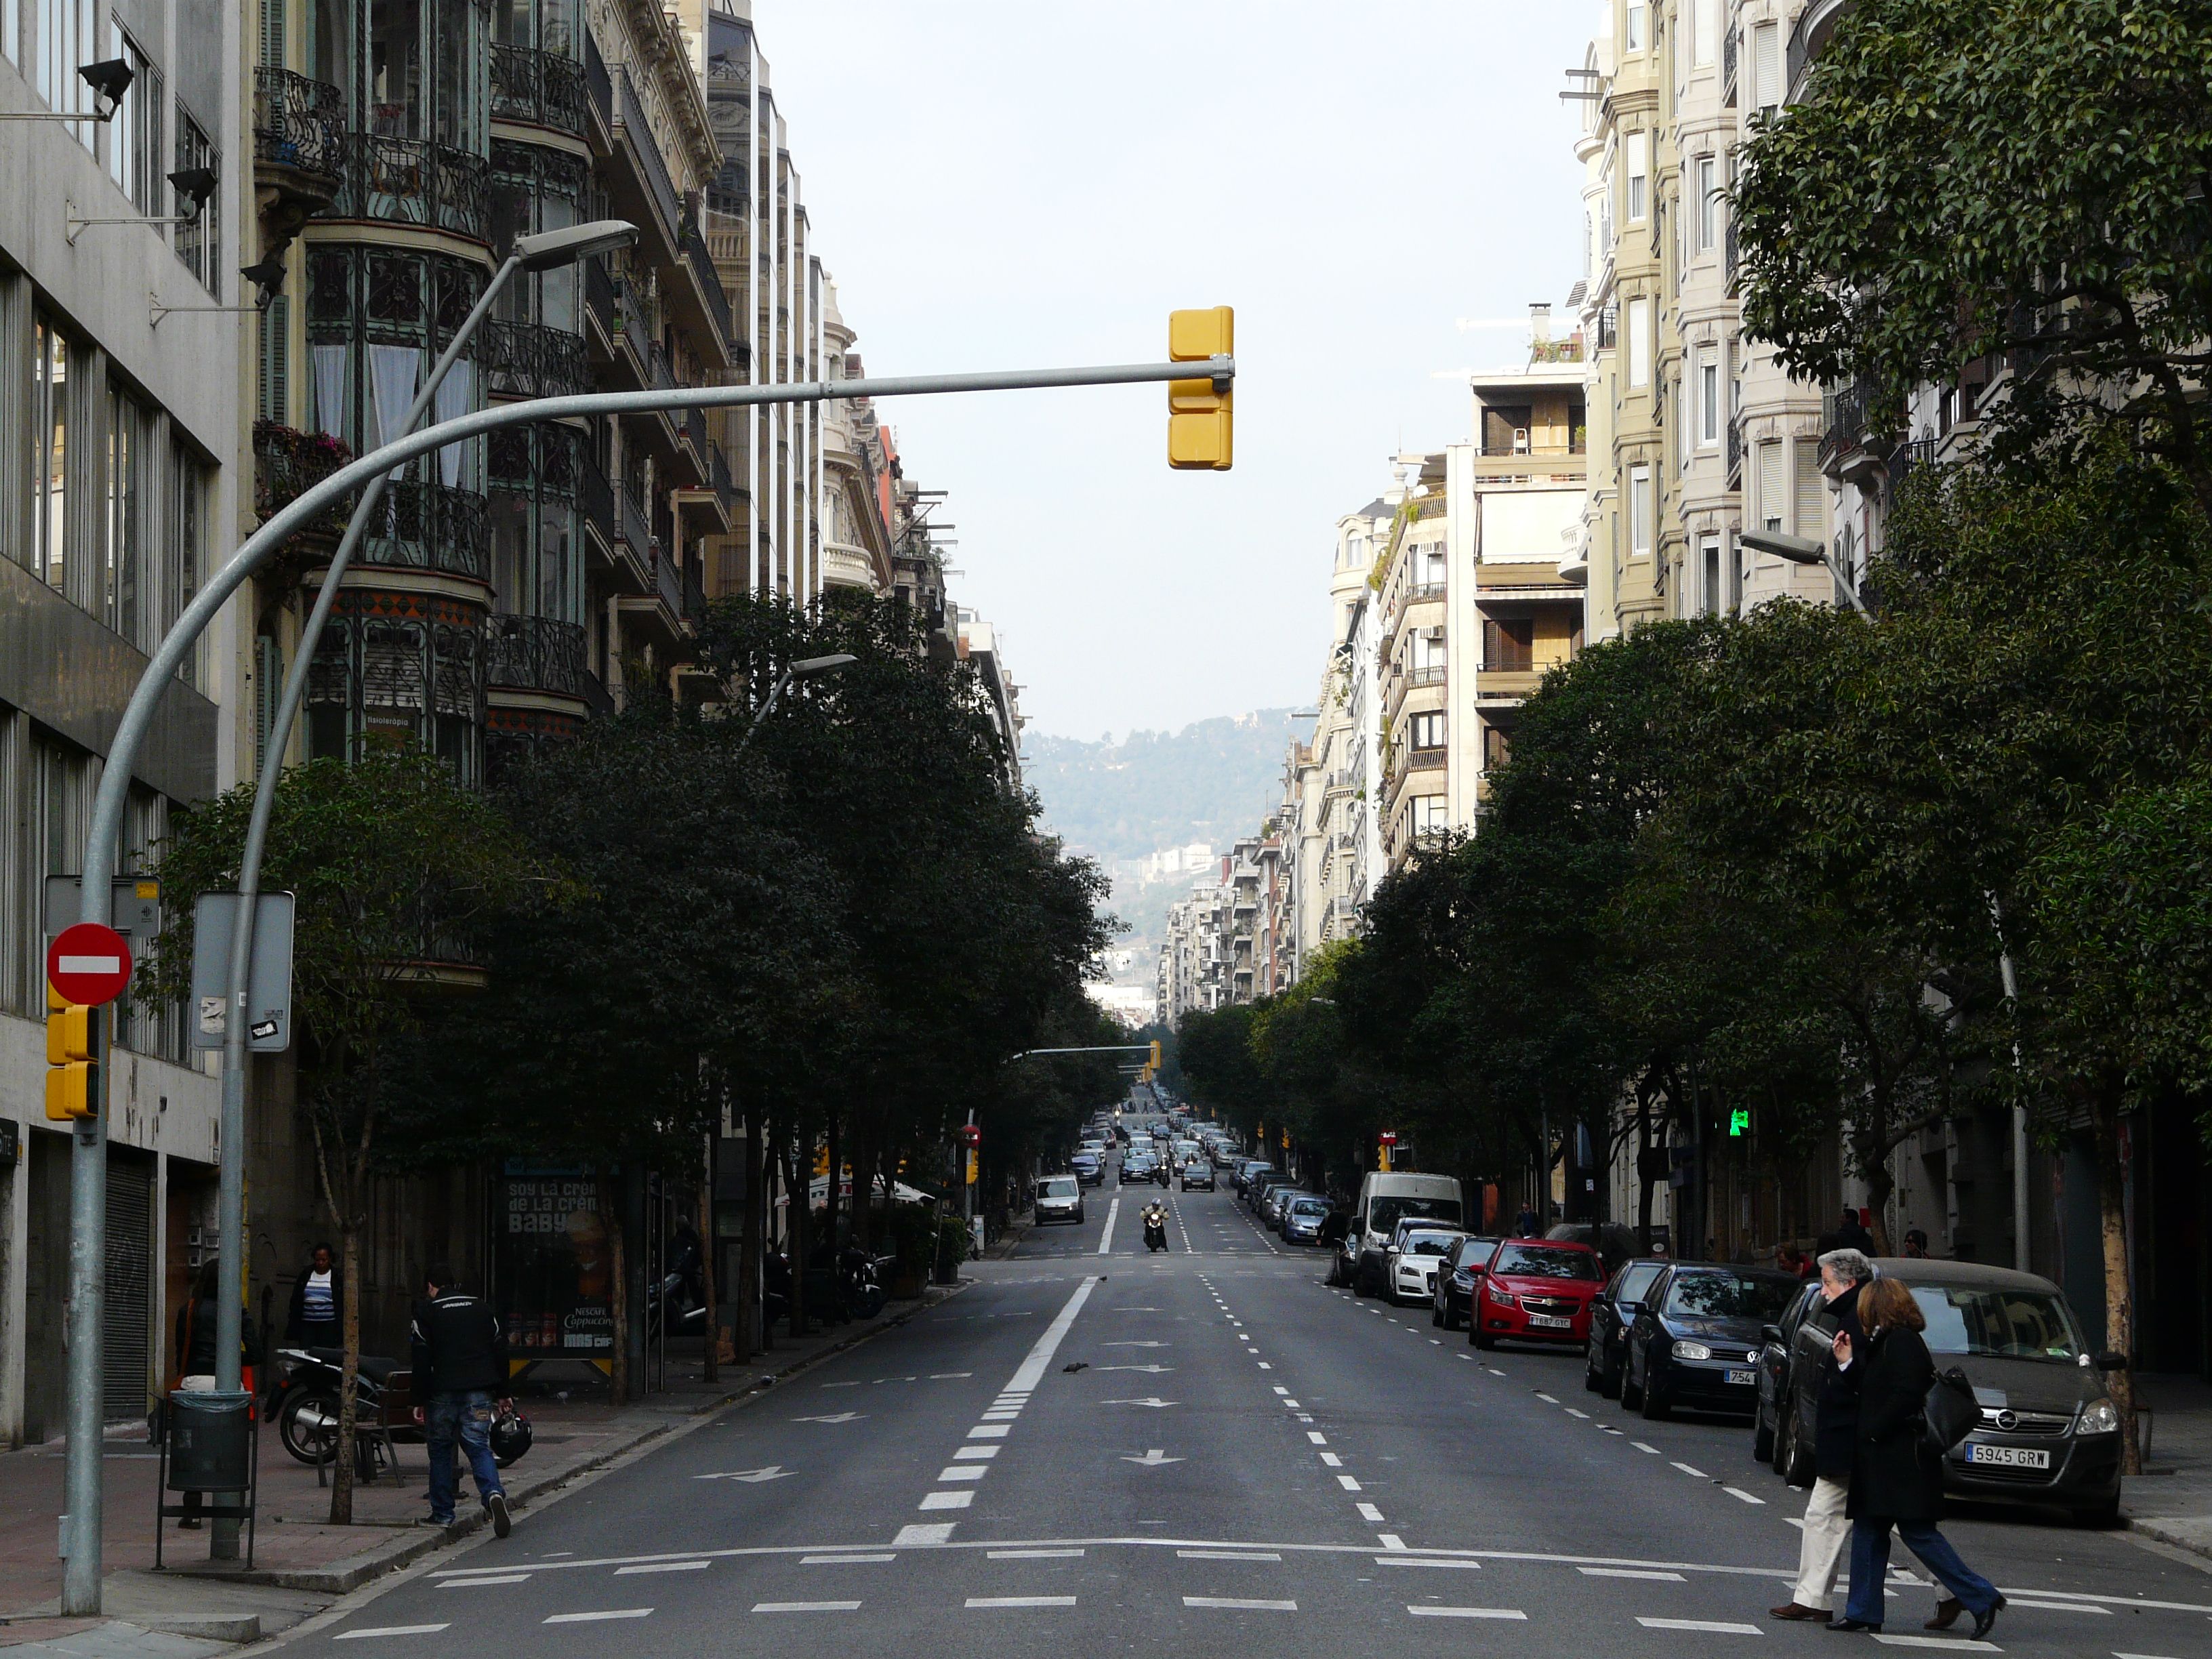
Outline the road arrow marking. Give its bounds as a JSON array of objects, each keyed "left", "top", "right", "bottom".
[
  {"left": 694, "top": 1465, "right": 795, "bottom": 1483},
  {"left": 792, "top": 1412, "right": 865, "bottom": 1424},
  {"left": 1102, "top": 1397, "right": 1177, "bottom": 1408},
  {"left": 1122, "top": 1448, "right": 1184, "bottom": 1467},
  {"left": 1096, "top": 1364, "right": 1174, "bottom": 1373}
]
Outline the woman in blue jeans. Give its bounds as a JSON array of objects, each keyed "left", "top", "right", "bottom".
[{"left": 1828, "top": 1276, "right": 2004, "bottom": 1639}]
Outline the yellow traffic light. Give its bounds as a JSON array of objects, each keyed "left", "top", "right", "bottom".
[
  {"left": 46, "top": 1000, "right": 98, "bottom": 1120},
  {"left": 1168, "top": 307, "right": 1233, "bottom": 470},
  {"left": 1149, "top": 1040, "right": 1164, "bottom": 1071}
]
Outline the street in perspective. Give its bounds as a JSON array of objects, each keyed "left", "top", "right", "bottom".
[{"left": 3, "top": 3, "right": 2211, "bottom": 1659}]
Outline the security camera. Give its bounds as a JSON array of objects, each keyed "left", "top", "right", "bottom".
[{"left": 77, "top": 59, "right": 135, "bottom": 122}]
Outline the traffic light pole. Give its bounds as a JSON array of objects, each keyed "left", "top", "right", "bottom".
[{"left": 60, "top": 347, "right": 1233, "bottom": 1612}]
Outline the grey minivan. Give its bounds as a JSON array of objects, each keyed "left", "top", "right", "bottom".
[{"left": 1758, "top": 1259, "right": 2125, "bottom": 1525}]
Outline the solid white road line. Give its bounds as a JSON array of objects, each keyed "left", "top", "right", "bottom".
[
  {"left": 337, "top": 1627, "right": 451, "bottom": 1640},
  {"left": 2001, "top": 1599, "right": 2108, "bottom": 1614},
  {"left": 1098, "top": 1198, "right": 1121, "bottom": 1254},
  {"left": 753, "top": 1601, "right": 861, "bottom": 1614},
  {"left": 1178, "top": 1549, "right": 1282, "bottom": 1561},
  {"left": 544, "top": 1609, "right": 653, "bottom": 1624},
  {"left": 1639, "top": 1618, "right": 1761, "bottom": 1634},
  {"left": 1409, "top": 1607, "right": 1527, "bottom": 1620},
  {"left": 1008, "top": 1277, "right": 1101, "bottom": 1391},
  {"left": 1184, "top": 1597, "right": 1297, "bottom": 1611},
  {"left": 615, "top": 1561, "right": 709, "bottom": 1575},
  {"left": 438, "top": 1574, "right": 530, "bottom": 1588},
  {"left": 1581, "top": 1567, "right": 1686, "bottom": 1581},
  {"left": 967, "top": 1596, "right": 1077, "bottom": 1608}
]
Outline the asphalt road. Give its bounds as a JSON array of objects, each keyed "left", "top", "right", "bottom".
[{"left": 286, "top": 1181, "right": 2212, "bottom": 1658}]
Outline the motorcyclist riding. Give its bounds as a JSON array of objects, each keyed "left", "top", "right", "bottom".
[{"left": 1142, "top": 1201, "right": 1169, "bottom": 1252}]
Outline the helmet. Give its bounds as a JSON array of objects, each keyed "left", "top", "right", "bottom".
[{"left": 489, "top": 1405, "right": 533, "bottom": 1467}]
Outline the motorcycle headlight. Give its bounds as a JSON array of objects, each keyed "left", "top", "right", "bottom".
[
  {"left": 1671, "top": 1340, "right": 1713, "bottom": 1361},
  {"left": 2075, "top": 1399, "right": 2120, "bottom": 1435}
]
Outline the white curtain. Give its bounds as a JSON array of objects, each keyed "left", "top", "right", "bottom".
[
  {"left": 367, "top": 344, "right": 421, "bottom": 483},
  {"left": 433, "top": 360, "right": 473, "bottom": 489},
  {"left": 312, "top": 346, "right": 349, "bottom": 439}
]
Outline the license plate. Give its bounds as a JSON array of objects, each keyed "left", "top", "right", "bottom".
[
  {"left": 1965, "top": 1443, "right": 2051, "bottom": 1470},
  {"left": 1528, "top": 1313, "right": 1572, "bottom": 1329},
  {"left": 1723, "top": 1368, "right": 1756, "bottom": 1386}
]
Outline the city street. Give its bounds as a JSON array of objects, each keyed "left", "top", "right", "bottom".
[{"left": 283, "top": 1186, "right": 2210, "bottom": 1657}]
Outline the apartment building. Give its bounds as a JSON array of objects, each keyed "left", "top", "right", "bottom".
[
  {"left": 816, "top": 277, "right": 893, "bottom": 594},
  {"left": 1, "top": 0, "right": 239, "bottom": 1440},
  {"left": 953, "top": 606, "right": 1023, "bottom": 792},
  {"left": 1157, "top": 878, "right": 1231, "bottom": 1028}
]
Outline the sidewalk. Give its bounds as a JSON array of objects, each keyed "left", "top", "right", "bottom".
[
  {"left": 0, "top": 1282, "right": 964, "bottom": 1655},
  {"left": 2128, "top": 1370, "right": 2212, "bottom": 1564}
]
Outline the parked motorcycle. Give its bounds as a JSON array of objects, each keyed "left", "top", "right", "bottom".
[
  {"left": 266, "top": 1347, "right": 532, "bottom": 1477},
  {"left": 839, "top": 1247, "right": 888, "bottom": 1321}
]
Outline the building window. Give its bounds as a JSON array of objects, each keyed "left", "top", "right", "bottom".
[
  {"left": 1626, "top": 129, "right": 1648, "bottom": 222},
  {"left": 1626, "top": 297, "right": 1652, "bottom": 388},
  {"left": 104, "top": 388, "right": 151, "bottom": 643},
  {"left": 1696, "top": 155, "right": 1717, "bottom": 251},
  {"left": 1408, "top": 710, "right": 1446, "bottom": 750},
  {"left": 1482, "top": 722, "right": 1511, "bottom": 770},
  {"left": 1758, "top": 440, "right": 1784, "bottom": 533},
  {"left": 1626, "top": 1, "right": 1646, "bottom": 52},
  {"left": 37, "top": 0, "right": 100, "bottom": 148},
  {"left": 1412, "top": 796, "right": 1449, "bottom": 840},
  {"left": 172, "top": 103, "right": 220, "bottom": 293},
  {"left": 33, "top": 316, "right": 69, "bottom": 594},
  {"left": 1753, "top": 20, "right": 1780, "bottom": 112},
  {"left": 1630, "top": 466, "right": 1653, "bottom": 558},
  {"left": 1699, "top": 348, "right": 1719, "bottom": 446},
  {"left": 1794, "top": 438, "right": 1824, "bottom": 538},
  {"left": 107, "top": 25, "right": 165, "bottom": 212},
  {"left": 1701, "top": 533, "right": 1722, "bottom": 617},
  {"left": 1691, "top": 0, "right": 1712, "bottom": 64}
]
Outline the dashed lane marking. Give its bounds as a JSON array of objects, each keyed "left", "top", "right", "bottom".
[
  {"left": 1177, "top": 1549, "right": 1283, "bottom": 1561},
  {"left": 1870, "top": 1640, "right": 1999, "bottom": 1652},
  {"left": 1633, "top": 1441, "right": 1662, "bottom": 1454},
  {"left": 1409, "top": 1607, "right": 1527, "bottom": 1620},
  {"left": 920, "top": 1490, "right": 975, "bottom": 1509},
  {"left": 967, "top": 1597, "right": 1077, "bottom": 1608},
  {"left": 753, "top": 1602, "right": 861, "bottom": 1614},
  {"left": 988, "top": 1548, "right": 1082, "bottom": 1559},
  {"left": 1639, "top": 1618, "right": 1761, "bottom": 1635},
  {"left": 1723, "top": 1486, "right": 1766, "bottom": 1505},
  {"left": 1671, "top": 1462, "right": 1709, "bottom": 1479},
  {"left": 893, "top": 1524, "right": 955, "bottom": 1546},
  {"left": 1581, "top": 1567, "right": 1685, "bottom": 1582},
  {"left": 1184, "top": 1597, "right": 1297, "bottom": 1612},
  {"left": 438, "top": 1575, "right": 529, "bottom": 1588},
  {"left": 544, "top": 1610, "right": 653, "bottom": 1624},
  {"left": 1355, "top": 1502, "right": 1386, "bottom": 1523},
  {"left": 800, "top": 1554, "right": 896, "bottom": 1564},
  {"left": 336, "top": 1627, "right": 450, "bottom": 1641},
  {"left": 1378, "top": 1557, "right": 1479, "bottom": 1569},
  {"left": 616, "top": 1561, "right": 709, "bottom": 1575}
]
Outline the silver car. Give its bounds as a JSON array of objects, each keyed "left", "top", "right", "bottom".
[{"left": 1035, "top": 1174, "right": 1086, "bottom": 1226}]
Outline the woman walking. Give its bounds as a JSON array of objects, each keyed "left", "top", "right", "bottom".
[{"left": 1827, "top": 1276, "right": 2004, "bottom": 1638}]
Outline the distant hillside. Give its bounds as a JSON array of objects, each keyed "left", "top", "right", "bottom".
[{"left": 1027, "top": 711, "right": 1303, "bottom": 944}]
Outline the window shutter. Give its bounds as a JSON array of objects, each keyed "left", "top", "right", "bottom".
[
  {"left": 254, "top": 634, "right": 282, "bottom": 773},
  {"left": 1794, "top": 438, "right": 1824, "bottom": 539},
  {"left": 258, "top": 295, "right": 290, "bottom": 423},
  {"left": 260, "top": 0, "right": 286, "bottom": 66},
  {"left": 1753, "top": 22, "right": 1780, "bottom": 108}
]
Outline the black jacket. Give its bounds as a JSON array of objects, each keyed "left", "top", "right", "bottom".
[
  {"left": 409, "top": 1291, "right": 509, "bottom": 1398},
  {"left": 1812, "top": 1282, "right": 1864, "bottom": 1481},
  {"left": 1846, "top": 1324, "right": 1944, "bottom": 1523},
  {"left": 285, "top": 1265, "right": 346, "bottom": 1343},
  {"left": 174, "top": 1296, "right": 261, "bottom": 1377}
]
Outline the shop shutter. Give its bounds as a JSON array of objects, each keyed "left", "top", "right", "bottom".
[{"left": 103, "top": 1160, "right": 154, "bottom": 1419}]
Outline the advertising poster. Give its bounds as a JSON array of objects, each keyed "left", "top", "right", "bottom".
[{"left": 496, "top": 1166, "right": 615, "bottom": 1357}]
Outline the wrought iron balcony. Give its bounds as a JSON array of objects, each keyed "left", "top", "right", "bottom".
[
  {"left": 334, "top": 134, "right": 488, "bottom": 236},
  {"left": 485, "top": 613, "right": 588, "bottom": 696},
  {"left": 617, "top": 485, "right": 653, "bottom": 564},
  {"left": 480, "top": 317, "right": 591, "bottom": 401},
  {"left": 361, "top": 478, "right": 490, "bottom": 581},
  {"left": 1818, "top": 374, "right": 1887, "bottom": 478},
  {"left": 1722, "top": 26, "right": 1738, "bottom": 106},
  {"left": 615, "top": 68, "right": 683, "bottom": 245},
  {"left": 253, "top": 421, "right": 353, "bottom": 539},
  {"left": 585, "top": 257, "right": 616, "bottom": 340},
  {"left": 709, "top": 441, "right": 741, "bottom": 518},
  {"left": 1725, "top": 414, "right": 1743, "bottom": 485},
  {"left": 584, "top": 28, "right": 612, "bottom": 135},
  {"left": 491, "top": 44, "right": 587, "bottom": 139},
  {"left": 579, "top": 453, "right": 614, "bottom": 544},
  {"left": 253, "top": 68, "right": 345, "bottom": 188},
  {"left": 679, "top": 224, "right": 738, "bottom": 358}
]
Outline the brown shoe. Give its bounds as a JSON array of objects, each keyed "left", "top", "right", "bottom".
[
  {"left": 1769, "top": 1603, "right": 1828, "bottom": 1621},
  {"left": 1924, "top": 1599, "right": 1963, "bottom": 1631}
]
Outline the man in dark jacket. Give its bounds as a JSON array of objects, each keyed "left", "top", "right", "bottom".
[
  {"left": 410, "top": 1264, "right": 512, "bottom": 1536},
  {"left": 1769, "top": 1248, "right": 1870, "bottom": 1621}
]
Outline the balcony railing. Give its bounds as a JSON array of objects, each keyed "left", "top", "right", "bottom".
[
  {"left": 584, "top": 257, "right": 616, "bottom": 339},
  {"left": 682, "top": 563, "right": 708, "bottom": 628},
  {"left": 584, "top": 28, "right": 613, "bottom": 133},
  {"left": 709, "top": 441, "right": 741, "bottom": 518},
  {"left": 1724, "top": 220, "right": 1739, "bottom": 287},
  {"left": 681, "top": 405, "right": 709, "bottom": 465},
  {"left": 1406, "top": 747, "right": 1448, "bottom": 772},
  {"left": 480, "top": 318, "right": 591, "bottom": 400},
  {"left": 334, "top": 134, "right": 488, "bottom": 236},
  {"left": 485, "top": 613, "right": 588, "bottom": 696},
  {"left": 490, "top": 44, "right": 588, "bottom": 138},
  {"left": 1407, "top": 663, "right": 1446, "bottom": 687},
  {"left": 580, "top": 454, "right": 614, "bottom": 542},
  {"left": 1409, "top": 581, "right": 1447, "bottom": 601},
  {"left": 1725, "top": 415, "right": 1743, "bottom": 484},
  {"left": 1818, "top": 374, "right": 1883, "bottom": 476},
  {"left": 680, "top": 226, "right": 737, "bottom": 356},
  {"left": 253, "top": 421, "right": 353, "bottom": 538},
  {"left": 1887, "top": 436, "right": 1939, "bottom": 492},
  {"left": 253, "top": 68, "right": 345, "bottom": 185},
  {"left": 615, "top": 68, "right": 683, "bottom": 244},
  {"left": 617, "top": 486, "right": 653, "bottom": 563},
  {"left": 1722, "top": 26, "right": 1738, "bottom": 106},
  {"left": 649, "top": 545, "right": 685, "bottom": 621},
  {"left": 363, "top": 479, "right": 490, "bottom": 581}
]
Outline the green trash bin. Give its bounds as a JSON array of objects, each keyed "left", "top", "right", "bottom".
[{"left": 167, "top": 1390, "right": 252, "bottom": 1492}]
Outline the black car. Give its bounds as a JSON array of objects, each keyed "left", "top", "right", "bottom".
[
  {"left": 1761, "top": 1260, "right": 2127, "bottom": 1526},
  {"left": 1120, "top": 1151, "right": 1158, "bottom": 1185},
  {"left": 1180, "top": 1162, "right": 1215, "bottom": 1191},
  {"left": 1620, "top": 1264, "right": 1799, "bottom": 1420},
  {"left": 1583, "top": 1257, "right": 1668, "bottom": 1396},
  {"left": 1431, "top": 1235, "right": 1501, "bottom": 1330}
]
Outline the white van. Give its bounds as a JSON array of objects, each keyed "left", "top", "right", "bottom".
[{"left": 1350, "top": 1172, "right": 1466, "bottom": 1297}]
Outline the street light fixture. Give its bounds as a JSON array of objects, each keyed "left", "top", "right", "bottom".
[
  {"left": 514, "top": 218, "right": 640, "bottom": 270},
  {"left": 1739, "top": 527, "right": 1871, "bottom": 618},
  {"left": 735, "top": 653, "right": 858, "bottom": 756}
]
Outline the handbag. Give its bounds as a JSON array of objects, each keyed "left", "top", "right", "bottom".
[{"left": 1921, "top": 1364, "right": 1980, "bottom": 1454}]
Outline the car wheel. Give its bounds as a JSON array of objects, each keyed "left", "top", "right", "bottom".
[
  {"left": 2070, "top": 1498, "right": 2121, "bottom": 1529},
  {"left": 1472, "top": 1328, "right": 1496, "bottom": 1350},
  {"left": 1751, "top": 1400, "right": 1776, "bottom": 1464},
  {"left": 1583, "top": 1348, "right": 1604, "bottom": 1393},
  {"left": 1777, "top": 1399, "right": 1814, "bottom": 1486},
  {"left": 1640, "top": 1376, "right": 1669, "bottom": 1420},
  {"left": 1431, "top": 1300, "right": 1444, "bottom": 1328},
  {"left": 1619, "top": 1360, "right": 1644, "bottom": 1411},
  {"left": 1601, "top": 1359, "right": 1622, "bottom": 1401}
]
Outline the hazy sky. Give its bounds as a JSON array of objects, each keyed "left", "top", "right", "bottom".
[{"left": 758, "top": 1, "right": 1595, "bottom": 741}]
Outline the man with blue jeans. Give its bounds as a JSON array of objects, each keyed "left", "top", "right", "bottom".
[{"left": 410, "top": 1265, "right": 513, "bottom": 1536}]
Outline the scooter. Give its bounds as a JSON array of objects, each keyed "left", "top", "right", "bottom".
[
  {"left": 265, "top": 1348, "right": 400, "bottom": 1479},
  {"left": 839, "top": 1247, "right": 888, "bottom": 1321},
  {"left": 1143, "top": 1212, "right": 1169, "bottom": 1253}
]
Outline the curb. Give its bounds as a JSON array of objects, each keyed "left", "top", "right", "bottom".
[
  {"left": 2126, "top": 1516, "right": 2212, "bottom": 1564},
  {"left": 233, "top": 1282, "right": 969, "bottom": 1595}
]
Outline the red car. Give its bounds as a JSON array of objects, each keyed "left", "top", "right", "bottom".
[{"left": 1471, "top": 1239, "right": 1605, "bottom": 1349}]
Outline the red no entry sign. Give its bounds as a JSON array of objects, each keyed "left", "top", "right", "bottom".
[{"left": 47, "top": 922, "right": 133, "bottom": 1006}]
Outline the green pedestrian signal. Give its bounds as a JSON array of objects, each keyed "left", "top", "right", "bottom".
[{"left": 1729, "top": 1108, "right": 1750, "bottom": 1138}]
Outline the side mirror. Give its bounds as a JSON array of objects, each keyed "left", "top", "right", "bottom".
[
  {"left": 2095, "top": 1351, "right": 2128, "bottom": 1372},
  {"left": 1761, "top": 1324, "right": 1784, "bottom": 1345},
  {"left": 1385, "top": 1245, "right": 1401, "bottom": 1256},
  {"left": 1618, "top": 1300, "right": 1643, "bottom": 1318}
]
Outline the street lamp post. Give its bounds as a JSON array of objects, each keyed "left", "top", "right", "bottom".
[
  {"left": 733, "top": 653, "right": 858, "bottom": 756},
  {"left": 1738, "top": 527, "right": 1871, "bottom": 617},
  {"left": 60, "top": 342, "right": 1235, "bottom": 1609}
]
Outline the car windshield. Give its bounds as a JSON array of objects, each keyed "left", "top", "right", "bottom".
[
  {"left": 1910, "top": 1286, "right": 2087, "bottom": 1362},
  {"left": 1616, "top": 1262, "right": 1664, "bottom": 1302},
  {"left": 1290, "top": 1198, "right": 1329, "bottom": 1216},
  {"left": 1456, "top": 1238, "right": 1500, "bottom": 1268},
  {"left": 1492, "top": 1244, "right": 1601, "bottom": 1280},
  {"left": 1041, "top": 1178, "right": 1078, "bottom": 1198},
  {"left": 1403, "top": 1231, "right": 1462, "bottom": 1256},
  {"left": 1370, "top": 1196, "right": 1462, "bottom": 1235},
  {"left": 1664, "top": 1272, "right": 1797, "bottom": 1321},
  {"left": 1072, "top": 1154, "right": 1098, "bottom": 1167}
]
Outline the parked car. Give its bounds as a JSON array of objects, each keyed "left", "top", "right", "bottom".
[
  {"left": 1179, "top": 1162, "right": 1215, "bottom": 1191},
  {"left": 1583, "top": 1257, "right": 1669, "bottom": 1397},
  {"left": 1431, "top": 1235, "right": 1501, "bottom": 1330},
  {"left": 1470, "top": 1239, "right": 1603, "bottom": 1348},
  {"left": 1759, "top": 1259, "right": 2127, "bottom": 1525},
  {"left": 1619, "top": 1263, "right": 1799, "bottom": 1420},
  {"left": 1233, "top": 1160, "right": 1273, "bottom": 1196},
  {"left": 1070, "top": 1151, "right": 1103, "bottom": 1187},
  {"left": 1388, "top": 1224, "right": 1469, "bottom": 1306},
  {"left": 1249, "top": 1174, "right": 1292, "bottom": 1217},
  {"left": 1034, "top": 1174, "right": 1086, "bottom": 1226},
  {"left": 1282, "top": 1194, "right": 1334, "bottom": 1244},
  {"left": 1351, "top": 1172, "right": 1466, "bottom": 1297},
  {"left": 1264, "top": 1185, "right": 1313, "bottom": 1231}
]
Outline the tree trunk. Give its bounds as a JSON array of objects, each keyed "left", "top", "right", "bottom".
[
  {"left": 825, "top": 1110, "right": 842, "bottom": 1248},
  {"left": 325, "top": 1222, "right": 365, "bottom": 1523},
  {"left": 1635, "top": 1090, "right": 1657, "bottom": 1250},
  {"left": 737, "top": 1105, "right": 761, "bottom": 1360},
  {"left": 697, "top": 1164, "right": 718, "bottom": 1385},
  {"left": 606, "top": 1176, "right": 630, "bottom": 1407},
  {"left": 785, "top": 1134, "right": 810, "bottom": 1338},
  {"left": 2091, "top": 1096, "right": 2140, "bottom": 1475}
]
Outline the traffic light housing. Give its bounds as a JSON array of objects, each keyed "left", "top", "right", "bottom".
[
  {"left": 45, "top": 988, "right": 98, "bottom": 1121},
  {"left": 1168, "top": 307, "right": 1233, "bottom": 470},
  {"left": 1149, "top": 1040, "right": 1163, "bottom": 1071}
]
